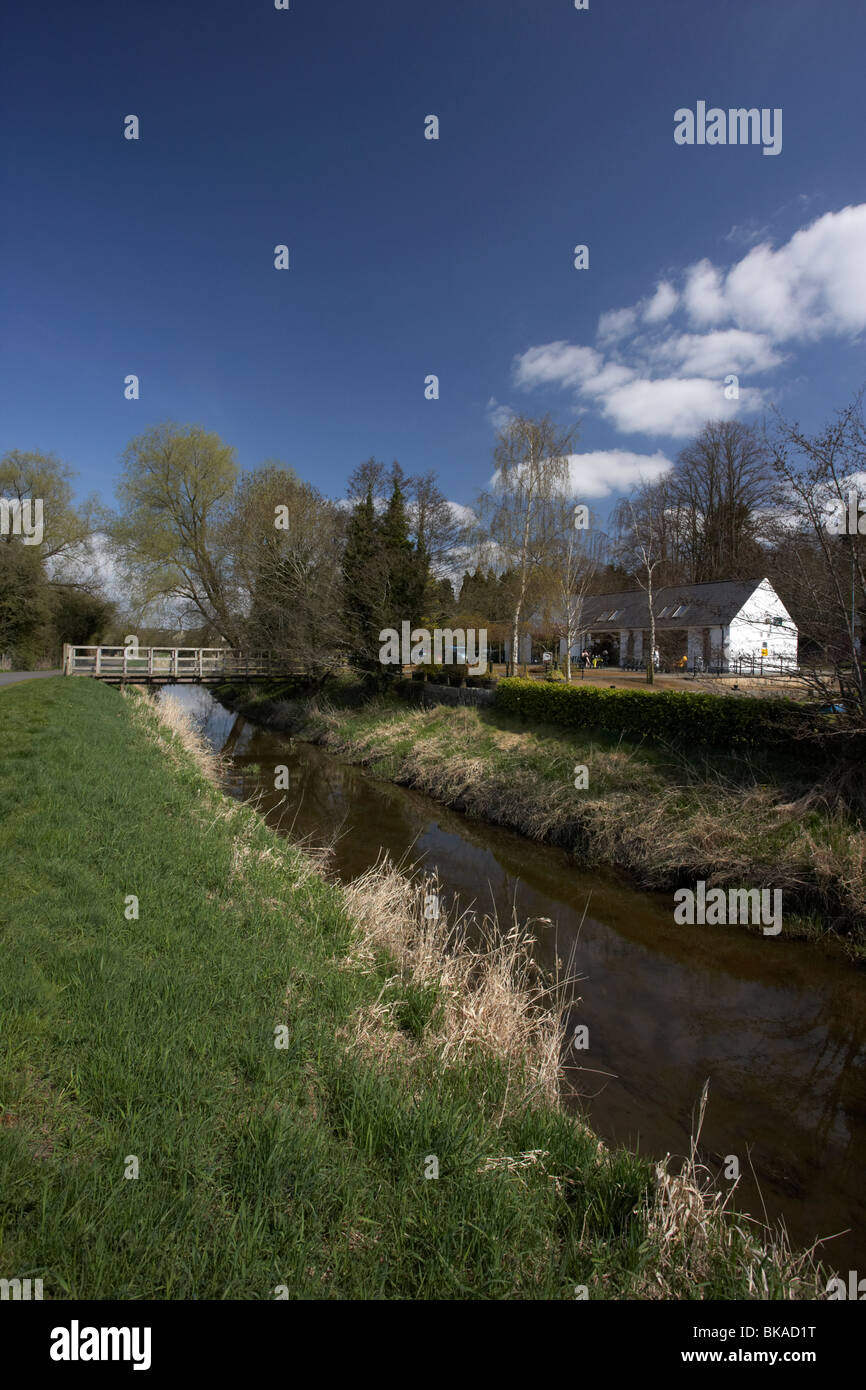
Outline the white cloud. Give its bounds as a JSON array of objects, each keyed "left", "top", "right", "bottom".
[
  {"left": 683, "top": 258, "right": 728, "bottom": 325},
  {"left": 597, "top": 306, "right": 638, "bottom": 343},
  {"left": 48, "top": 532, "right": 126, "bottom": 602},
  {"left": 723, "top": 219, "right": 769, "bottom": 247},
  {"left": 649, "top": 328, "right": 784, "bottom": 377},
  {"left": 642, "top": 281, "right": 679, "bottom": 323},
  {"left": 446, "top": 500, "right": 476, "bottom": 526},
  {"left": 510, "top": 204, "right": 866, "bottom": 439},
  {"left": 694, "top": 204, "right": 866, "bottom": 340},
  {"left": 596, "top": 377, "right": 766, "bottom": 438},
  {"left": 487, "top": 449, "right": 674, "bottom": 497},
  {"left": 564, "top": 449, "right": 674, "bottom": 498},
  {"left": 512, "top": 342, "right": 602, "bottom": 391},
  {"left": 485, "top": 397, "right": 515, "bottom": 431}
]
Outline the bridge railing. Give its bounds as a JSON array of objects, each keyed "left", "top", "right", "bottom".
[{"left": 62, "top": 646, "right": 293, "bottom": 680}]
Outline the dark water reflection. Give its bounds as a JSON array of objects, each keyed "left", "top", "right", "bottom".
[{"left": 164, "top": 685, "right": 866, "bottom": 1269}]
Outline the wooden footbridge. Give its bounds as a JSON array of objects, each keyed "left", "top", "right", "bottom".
[{"left": 62, "top": 645, "right": 303, "bottom": 684}]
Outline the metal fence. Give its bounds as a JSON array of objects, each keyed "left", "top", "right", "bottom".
[{"left": 615, "top": 655, "right": 799, "bottom": 678}]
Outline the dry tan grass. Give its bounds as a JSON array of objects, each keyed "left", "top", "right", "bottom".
[
  {"left": 342, "top": 858, "right": 827, "bottom": 1294},
  {"left": 137, "top": 686, "right": 836, "bottom": 1294},
  {"left": 341, "top": 854, "right": 578, "bottom": 1109},
  {"left": 128, "top": 689, "right": 335, "bottom": 907},
  {"left": 646, "top": 1081, "right": 827, "bottom": 1299},
  {"left": 123, "top": 687, "right": 223, "bottom": 785},
  {"left": 309, "top": 698, "right": 866, "bottom": 935}
]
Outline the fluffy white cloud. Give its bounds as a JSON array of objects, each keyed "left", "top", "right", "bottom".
[
  {"left": 682, "top": 258, "right": 728, "bottom": 325},
  {"left": 599, "top": 283, "right": 679, "bottom": 341},
  {"left": 714, "top": 204, "right": 866, "bottom": 339},
  {"left": 511, "top": 204, "right": 866, "bottom": 439},
  {"left": 642, "top": 281, "right": 679, "bottom": 323},
  {"left": 649, "top": 328, "right": 783, "bottom": 377},
  {"left": 512, "top": 342, "right": 603, "bottom": 390},
  {"left": 485, "top": 396, "right": 515, "bottom": 431},
  {"left": 596, "top": 376, "right": 765, "bottom": 438},
  {"left": 564, "top": 449, "right": 674, "bottom": 498},
  {"left": 597, "top": 306, "right": 639, "bottom": 343},
  {"left": 445, "top": 500, "right": 476, "bottom": 526}
]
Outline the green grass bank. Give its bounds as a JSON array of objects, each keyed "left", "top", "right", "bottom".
[
  {"left": 0, "top": 678, "right": 825, "bottom": 1298},
  {"left": 216, "top": 679, "right": 866, "bottom": 957}
]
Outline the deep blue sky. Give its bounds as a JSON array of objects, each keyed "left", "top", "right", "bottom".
[{"left": 2, "top": 0, "right": 865, "bottom": 518}]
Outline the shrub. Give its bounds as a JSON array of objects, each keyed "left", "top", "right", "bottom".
[
  {"left": 494, "top": 677, "right": 813, "bottom": 748},
  {"left": 412, "top": 662, "right": 446, "bottom": 682}
]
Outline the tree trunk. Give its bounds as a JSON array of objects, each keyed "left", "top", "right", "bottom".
[
  {"left": 511, "top": 607, "right": 520, "bottom": 678},
  {"left": 646, "top": 573, "right": 656, "bottom": 686}
]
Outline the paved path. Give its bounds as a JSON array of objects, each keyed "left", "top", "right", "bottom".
[{"left": 0, "top": 670, "right": 62, "bottom": 687}]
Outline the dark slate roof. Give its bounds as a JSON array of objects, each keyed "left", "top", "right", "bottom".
[{"left": 572, "top": 578, "right": 772, "bottom": 630}]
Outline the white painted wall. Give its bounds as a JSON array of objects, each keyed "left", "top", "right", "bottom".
[
  {"left": 729, "top": 579, "right": 798, "bottom": 665},
  {"left": 686, "top": 625, "right": 728, "bottom": 666},
  {"left": 547, "top": 580, "right": 799, "bottom": 672},
  {"left": 504, "top": 635, "right": 534, "bottom": 666}
]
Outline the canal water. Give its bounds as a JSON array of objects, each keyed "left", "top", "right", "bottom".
[{"left": 163, "top": 684, "right": 866, "bottom": 1270}]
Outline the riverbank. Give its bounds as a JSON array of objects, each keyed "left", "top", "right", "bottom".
[
  {"left": 214, "top": 681, "right": 866, "bottom": 956},
  {"left": 0, "top": 678, "right": 827, "bottom": 1298}
]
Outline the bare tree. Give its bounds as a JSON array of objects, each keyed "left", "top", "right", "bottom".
[
  {"left": 766, "top": 391, "right": 866, "bottom": 724},
  {"left": 539, "top": 498, "right": 607, "bottom": 681},
  {"left": 346, "top": 457, "right": 390, "bottom": 505},
  {"left": 478, "top": 415, "right": 576, "bottom": 675},
  {"left": 671, "top": 420, "right": 773, "bottom": 582},
  {"left": 614, "top": 482, "right": 669, "bottom": 685},
  {"left": 406, "top": 470, "right": 468, "bottom": 574}
]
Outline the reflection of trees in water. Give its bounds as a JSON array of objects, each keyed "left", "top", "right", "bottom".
[
  {"left": 794, "top": 1020, "right": 866, "bottom": 1171},
  {"left": 734, "top": 994, "right": 866, "bottom": 1168},
  {"left": 209, "top": 691, "right": 866, "bottom": 1258},
  {"left": 158, "top": 685, "right": 238, "bottom": 751},
  {"left": 219, "top": 712, "right": 247, "bottom": 756}
]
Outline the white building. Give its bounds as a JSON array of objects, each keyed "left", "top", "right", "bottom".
[{"left": 508, "top": 577, "right": 798, "bottom": 672}]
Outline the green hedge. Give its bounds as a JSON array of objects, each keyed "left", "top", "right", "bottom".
[{"left": 494, "top": 677, "right": 811, "bottom": 747}]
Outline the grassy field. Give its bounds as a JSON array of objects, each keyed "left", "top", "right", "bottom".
[
  {"left": 0, "top": 678, "right": 825, "bottom": 1298},
  {"left": 217, "top": 681, "right": 866, "bottom": 956}
]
